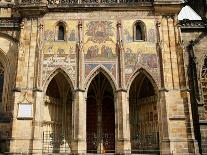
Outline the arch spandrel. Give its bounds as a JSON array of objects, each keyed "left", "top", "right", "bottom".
[
  {"left": 84, "top": 65, "right": 118, "bottom": 93},
  {"left": 43, "top": 67, "right": 75, "bottom": 93}
]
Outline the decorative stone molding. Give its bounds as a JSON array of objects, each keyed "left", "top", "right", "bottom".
[
  {"left": 0, "top": 18, "right": 20, "bottom": 30},
  {"left": 179, "top": 20, "right": 207, "bottom": 29}
]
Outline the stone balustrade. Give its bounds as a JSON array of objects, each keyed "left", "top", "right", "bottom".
[
  {"left": 18, "top": 0, "right": 153, "bottom": 5},
  {"left": 0, "top": 18, "right": 20, "bottom": 30}
]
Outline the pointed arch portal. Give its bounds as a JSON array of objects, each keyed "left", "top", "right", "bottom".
[
  {"left": 129, "top": 71, "right": 160, "bottom": 154},
  {"left": 43, "top": 72, "right": 73, "bottom": 153},
  {"left": 86, "top": 72, "right": 115, "bottom": 153}
]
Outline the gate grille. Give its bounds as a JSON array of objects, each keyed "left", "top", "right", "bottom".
[
  {"left": 42, "top": 131, "right": 71, "bottom": 153},
  {"left": 131, "top": 132, "right": 160, "bottom": 154},
  {"left": 87, "top": 132, "right": 115, "bottom": 153}
]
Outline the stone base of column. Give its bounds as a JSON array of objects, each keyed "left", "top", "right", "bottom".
[
  {"left": 9, "top": 138, "right": 33, "bottom": 154},
  {"left": 187, "top": 138, "right": 200, "bottom": 154},
  {"left": 160, "top": 138, "right": 171, "bottom": 155},
  {"left": 31, "top": 138, "right": 42, "bottom": 154},
  {"left": 169, "top": 139, "right": 196, "bottom": 154},
  {"left": 71, "top": 153, "right": 86, "bottom": 155},
  {"left": 71, "top": 139, "right": 86, "bottom": 155},
  {"left": 115, "top": 139, "right": 131, "bottom": 155}
]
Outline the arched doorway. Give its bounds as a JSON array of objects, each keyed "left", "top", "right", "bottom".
[
  {"left": 43, "top": 72, "right": 73, "bottom": 153},
  {"left": 0, "top": 62, "right": 4, "bottom": 111},
  {"left": 129, "top": 71, "right": 159, "bottom": 154},
  {"left": 87, "top": 72, "right": 115, "bottom": 153}
]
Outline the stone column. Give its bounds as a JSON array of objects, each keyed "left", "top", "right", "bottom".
[
  {"left": 156, "top": 15, "right": 197, "bottom": 154},
  {"left": 72, "top": 90, "right": 86, "bottom": 155},
  {"left": 156, "top": 20, "right": 171, "bottom": 155},
  {"left": 10, "top": 18, "right": 39, "bottom": 153},
  {"left": 71, "top": 20, "right": 86, "bottom": 155},
  {"left": 115, "top": 21, "right": 131, "bottom": 154},
  {"left": 31, "top": 21, "right": 45, "bottom": 154},
  {"left": 31, "top": 91, "right": 44, "bottom": 154}
]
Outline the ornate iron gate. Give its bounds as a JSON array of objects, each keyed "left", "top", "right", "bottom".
[
  {"left": 131, "top": 132, "right": 160, "bottom": 154},
  {"left": 42, "top": 131, "right": 71, "bottom": 153},
  {"left": 87, "top": 131, "right": 115, "bottom": 153}
]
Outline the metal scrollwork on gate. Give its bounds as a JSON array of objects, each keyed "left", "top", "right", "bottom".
[
  {"left": 87, "top": 132, "right": 115, "bottom": 153},
  {"left": 43, "top": 131, "right": 71, "bottom": 153},
  {"left": 131, "top": 133, "right": 159, "bottom": 154}
]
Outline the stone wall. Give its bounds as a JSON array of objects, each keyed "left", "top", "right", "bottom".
[{"left": 182, "top": 29, "right": 207, "bottom": 154}]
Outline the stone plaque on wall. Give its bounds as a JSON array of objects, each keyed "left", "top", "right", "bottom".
[{"left": 17, "top": 103, "right": 33, "bottom": 119}]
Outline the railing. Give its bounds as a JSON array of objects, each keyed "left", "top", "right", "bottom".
[
  {"left": 179, "top": 19, "right": 207, "bottom": 29},
  {"left": 87, "top": 132, "right": 115, "bottom": 153},
  {"left": 19, "top": 0, "right": 153, "bottom": 5},
  {"left": 42, "top": 131, "right": 71, "bottom": 153},
  {"left": 0, "top": 18, "right": 20, "bottom": 30},
  {"left": 131, "top": 132, "right": 160, "bottom": 154}
]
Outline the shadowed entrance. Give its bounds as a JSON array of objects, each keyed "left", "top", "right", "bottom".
[
  {"left": 87, "top": 72, "right": 115, "bottom": 153},
  {"left": 43, "top": 72, "right": 72, "bottom": 153},
  {"left": 129, "top": 72, "right": 159, "bottom": 154}
]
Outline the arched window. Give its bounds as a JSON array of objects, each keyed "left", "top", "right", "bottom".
[
  {"left": 58, "top": 25, "right": 65, "bottom": 41},
  {"left": 201, "top": 57, "right": 207, "bottom": 111},
  {"left": 134, "top": 21, "right": 146, "bottom": 41},
  {"left": 0, "top": 63, "right": 4, "bottom": 111},
  {"left": 202, "top": 57, "right": 207, "bottom": 76}
]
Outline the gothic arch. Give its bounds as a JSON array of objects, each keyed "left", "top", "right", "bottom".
[
  {"left": 0, "top": 48, "right": 11, "bottom": 111},
  {"left": 43, "top": 67, "right": 74, "bottom": 94},
  {"left": 200, "top": 55, "right": 207, "bottom": 76},
  {"left": 84, "top": 65, "right": 118, "bottom": 93},
  {"left": 127, "top": 68, "right": 158, "bottom": 96},
  {"left": 0, "top": 32, "right": 18, "bottom": 43},
  {"left": 128, "top": 68, "right": 160, "bottom": 153}
]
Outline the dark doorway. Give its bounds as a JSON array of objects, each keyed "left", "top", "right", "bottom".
[
  {"left": 87, "top": 72, "right": 115, "bottom": 153},
  {"left": 43, "top": 72, "right": 72, "bottom": 153},
  {"left": 129, "top": 72, "right": 159, "bottom": 154}
]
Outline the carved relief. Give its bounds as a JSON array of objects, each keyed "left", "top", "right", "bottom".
[
  {"left": 124, "top": 48, "right": 159, "bottom": 85},
  {"left": 147, "top": 28, "right": 156, "bottom": 43},
  {"left": 85, "top": 21, "right": 114, "bottom": 43},
  {"left": 85, "top": 63, "right": 116, "bottom": 80},
  {"left": 124, "top": 29, "right": 133, "bottom": 43},
  {"left": 68, "top": 30, "right": 76, "bottom": 41},
  {"left": 85, "top": 45, "right": 115, "bottom": 61},
  {"left": 200, "top": 112, "right": 207, "bottom": 120},
  {"left": 44, "top": 30, "right": 54, "bottom": 42},
  {"left": 43, "top": 47, "right": 76, "bottom": 84}
]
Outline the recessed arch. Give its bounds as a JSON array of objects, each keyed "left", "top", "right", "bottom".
[
  {"left": 128, "top": 68, "right": 160, "bottom": 153},
  {"left": 86, "top": 71, "right": 115, "bottom": 153},
  {"left": 0, "top": 48, "right": 11, "bottom": 112},
  {"left": 43, "top": 67, "right": 74, "bottom": 94},
  {"left": 43, "top": 67, "right": 73, "bottom": 153},
  {"left": 84, "top": 65, "right": 118, "bottom": 94},
  {"left": 0, "top": 32, "right": 19, "bottom": 44},
  {"left": 127, "top": 68, "right": 158, "bottom": 96},
  {"left": 201, "top": 56, "right": 207, "bottom": 111},
  {"left": 133, "top": 20, "right": 147, "bottom": 41},
  {"left": 201, "top": 55, "right": 207, "bottom": 76},
  {"left": 55, "top": 21, "right": 67, "bottom": 41}
]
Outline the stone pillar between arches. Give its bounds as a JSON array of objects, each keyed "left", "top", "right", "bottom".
[
  {"left": 71, "top": 90, "right": 86, "bottom": 155},
  {"left": 115, "top": 90, "right": 131, "bottom": 155}
]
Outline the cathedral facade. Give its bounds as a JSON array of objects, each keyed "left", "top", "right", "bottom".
[{"left": 0, "top": 0, "right": 204, "bottom": 154}]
